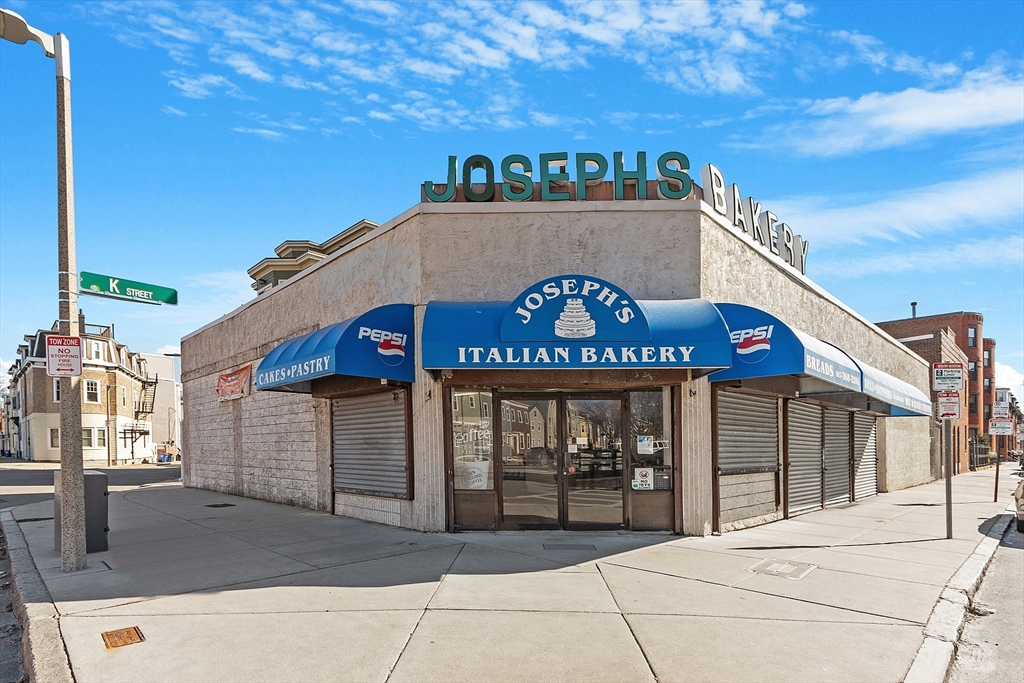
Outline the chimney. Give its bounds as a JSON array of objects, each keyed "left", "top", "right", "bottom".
[
  {"left": 911, "top": 302, "right": 917, "bottom": 318},
  {"left": 78, "top": 310, "right": 86, "bottom": 330}
]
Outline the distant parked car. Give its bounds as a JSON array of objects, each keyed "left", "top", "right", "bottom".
[
  {"left": 525, "top": 446, "right": 555, "bottom": 466},
  {"left": 1013, "top": 476, "right": 1024, "bottom": 533}
]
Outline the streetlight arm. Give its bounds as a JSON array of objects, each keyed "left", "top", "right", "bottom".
[{"left": 0, "top": 8, "right": 55, "bottom": 57}]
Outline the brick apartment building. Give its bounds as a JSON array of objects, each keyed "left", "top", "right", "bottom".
[
  {"left": 875, "top": 313, "right": 970, "bottom": 474},
  {"left": 876, "top": 310, "right": 1020, "bottom": 468}
]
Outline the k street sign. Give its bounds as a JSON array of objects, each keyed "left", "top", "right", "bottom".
[{"left": 80, "top": 271, "right": 177, "bottom": 306}]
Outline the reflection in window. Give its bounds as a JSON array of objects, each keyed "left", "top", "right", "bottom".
[
  {"left": 451, "top": 390, "right": 493, "bottom": 490},
  {"left": 629, "top": 388, "right": 673, "bottom": 490}
]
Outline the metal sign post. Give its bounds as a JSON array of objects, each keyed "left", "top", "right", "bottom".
[
  {"left": 945, "top": 419, "right": 953, "bottom": 539},
  {"left": 988, "top": 419, "right": 1013, "bottom": 503},
  {"left": 932, "top": 363, "right": 962, "bottom": 541}
]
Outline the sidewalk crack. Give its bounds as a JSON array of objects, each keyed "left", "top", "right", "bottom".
[{"left": 596, "top": 563, "right": 660, "bottom": 683}]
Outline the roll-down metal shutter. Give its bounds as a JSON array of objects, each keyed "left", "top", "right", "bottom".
[
  {"left": 333, "top": 390, "right": 409, "bottom": 497},
  {"left": 823, "top": 409, "right": 851, "bottom": 506},
  {"left": 787, "top": 401, "right": 823, "bottom": 514},
  {"left": 853, "top": 413, "right": 878, "bottom": 500},
  {"left": 717, "top": 391, "right": 779, "bottom": 472}
]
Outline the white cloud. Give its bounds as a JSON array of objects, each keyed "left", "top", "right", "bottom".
[
  {"left": 995, "top": 362, "right": 1024, "bottom": 405},
  {"left": 231, "top": 126, "right": 286, "bottom": 140},
  {"left": 776, "top": 68, "right": 1024, "bottom": 156},
  {"left": 0, "top": 358, "right": 12, "bottom": 394},
  {"left": 217, "top": 51, "right": 274, "bottom": 82},
  {"left": 368, "top": 110, "right": 396, "bottom": 122},
  {"left": 161, "top": 105, "right": 187, "bottom": 116},
  {"left": 831, "top": 30, "right": 960, "bottom": 80},
  {"left": 813, "top": 235, "right": 1024, "bottom": 276},
  {"left": 766, "top": 167, "right": 1024, "bottom": 244},
  {"left": 165, "top": 71, "right": 247, "bottom": 99},
  {"left": 155, "top": 345, "right": 181, "bottom": 356},
  {"left": 281, "top": 75, "right": 330, "bottom": 91}
]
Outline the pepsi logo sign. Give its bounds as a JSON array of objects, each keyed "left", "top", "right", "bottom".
[
  {"left": 359, "top": 327, "right": 408, "bottom": 367},
  {"left": 730, "top": 325, "right": 773, "bottom": 364}
]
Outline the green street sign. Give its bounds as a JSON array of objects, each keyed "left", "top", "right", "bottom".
[{"left": 79, "top": 271, "right": 178, "bottom": 306}]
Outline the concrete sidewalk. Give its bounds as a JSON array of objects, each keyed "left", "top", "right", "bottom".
[{"left": 2, "top": 469, "right": 1019, "bottom": 683}]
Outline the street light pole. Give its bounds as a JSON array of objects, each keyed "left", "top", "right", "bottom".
[{"left": 1, "top": 8, "right": 87, "bottom": 572}]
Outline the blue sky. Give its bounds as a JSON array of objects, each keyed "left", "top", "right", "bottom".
[{"left": 1, "top": 0, "right": 1022, "bottom": 396}]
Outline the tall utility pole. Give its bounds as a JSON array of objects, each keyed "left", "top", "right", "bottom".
[{"left": 1, "top": 8, "right": 87, "bottom": 571}]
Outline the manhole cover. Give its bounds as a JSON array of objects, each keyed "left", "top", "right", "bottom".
[
  {"left": 749, "top": 558, "right": 816, "bottom": 580},
  {"left": 543, "top": 544, "right": 596, "bottom": 551},
  {"left": 101, "top": 626, "right": 145, "bottom": 649},
  {"left": 204, "top": 503, "right": 236, "bottom": 508}
]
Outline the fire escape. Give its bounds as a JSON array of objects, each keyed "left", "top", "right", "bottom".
[{"left": 122, "top": 378, "right": 158, "bottom": 460}]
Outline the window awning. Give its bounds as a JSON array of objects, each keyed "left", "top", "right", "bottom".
[
  {"left": 710, "top": 303, "right": 862, "bottom": 393},
  {"left": 255, "top": 304, "right": 414, "bottom": 392},
  {"left": 422, "top": 298, "right": 732, "bottom": 370},
  {"left": 850, "top": 357, "right": 932, "bottom": 417}
]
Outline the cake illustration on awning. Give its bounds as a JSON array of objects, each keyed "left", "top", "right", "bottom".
[{"left": 555, "top": 299, "right": 596, "bottom": 338}]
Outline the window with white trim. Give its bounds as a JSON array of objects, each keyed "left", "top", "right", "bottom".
[
  {"left": 97, "top": 428, "right": 106, "bottom": 448},
  {"left": 52, "top": 378, "right": 61, "bottom": 403},
  {"left": 85, "top": 380, "right": 100, "bottom": 403},
  {"left": 49, "top": 429, "right": 60, "bottom": 449},
  {"left": 121, "top": 386, "right": 127, "bottom": 407},
  {"left": 82, "top": 428, "right": 93, "bottom": 448},
  {"left": 91, "top": 341, "right": 103, "bottom": 360}
]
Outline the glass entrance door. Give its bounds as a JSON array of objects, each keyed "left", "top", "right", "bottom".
[
  {"left": 499, "top": 397, "right": 560, "bottom": 527},
  {"left": 565, "top": 397, "right": 624, "bottom": 529},
  {"left": 498, "top": 394, "right": 624, "bottom": 530}
]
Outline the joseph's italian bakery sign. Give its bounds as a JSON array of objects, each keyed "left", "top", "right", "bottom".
[{"left": 422, "top": 152, "right": 810, "bottom": 275}]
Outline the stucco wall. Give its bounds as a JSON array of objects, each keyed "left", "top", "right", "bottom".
[
  {"left": 182, "top": 217, "right": 423, "bottom": 518},
  {"left": 416, "top": 202, "right": 702, "bottom": 301},
  {"left": 698, "top": 211, "right": 932, "bottom": 491}
]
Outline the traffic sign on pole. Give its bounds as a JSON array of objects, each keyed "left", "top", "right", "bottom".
[
  {"left": 937, "top": 392, "right": 960, "bottom": 420},
  {"left": 79, "top": 271, "right": 178, "bottom": 305},
  {"left": 932, "top": 363, "right": 964, "bottom": 391},
  {"left": 988, "top": 419, "right": 1013, "bottom": 436},
  {"left": 45, "top": 335, "right": 82, "bottom": 377}
]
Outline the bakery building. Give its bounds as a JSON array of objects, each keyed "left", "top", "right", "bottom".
[{"left": 181, "top": 151, "right": 932, "bottom": 534}]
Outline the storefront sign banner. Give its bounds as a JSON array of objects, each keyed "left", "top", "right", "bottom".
[
  {"left": 710, "top": 303, "right": 861, "bottom": 392},
  {"left": 256, "top": 304, "right": 415, "bottom": 391},
  {"left": 858, "top": 362, "right": 932, "bottom": 416},
  {"left": 423, "top": 295, "right": 733, "bottom": 370},
  {"left": 500, "top": 275, "right": 650, "bottom": 342},
  {"left": 217, "top": 365, "right": 251, "bottom": 401}
]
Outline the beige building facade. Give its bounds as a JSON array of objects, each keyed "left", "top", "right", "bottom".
[
  {"left": 182, "top": 167, "right": 932, "bottom": 535},
  {"left": 6, "top": 315, "right": 173, "bottom": 465}
]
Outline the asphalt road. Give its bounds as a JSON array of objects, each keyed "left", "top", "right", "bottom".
[
  {"left": 949, "top": 478, "right": 1024, "bottom": 683},
  {"left": 0, "top": 459, "right": 181, "bottom": 510}
]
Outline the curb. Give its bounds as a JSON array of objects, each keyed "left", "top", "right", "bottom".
[
  {"left": 0, "top": 510, "right": 75, "bottom": 683},
  {"left": 902, "top": 508, "right": 1014, "bottom": 683}
]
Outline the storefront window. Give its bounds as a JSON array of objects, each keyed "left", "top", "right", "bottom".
[
  {"left": 628, "top": 388, "right": 673, "bottom": 491},
  {"left": 452, "top": 390, "right": 494, "bottom": 490}
]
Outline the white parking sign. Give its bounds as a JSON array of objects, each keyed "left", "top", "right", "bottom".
[{"left": 46, "top": 335, "right": 82, "bottom": 377}]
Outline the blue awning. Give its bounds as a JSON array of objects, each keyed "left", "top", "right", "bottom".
[
  {"left": 851, "top": 357, "right": 932, "bottom": 417},
  {"left": 255, "top": 304, "right": 414, "bottom": 392},
  {"left": 710, "top": 303, "right": 862, "bottom": 392},
  {"left": 422, "top": 298, "right": 732, "bottom": 370}
]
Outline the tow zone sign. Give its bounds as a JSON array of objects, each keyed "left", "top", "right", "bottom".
[{"left": 46, "top": 336, "right": 82, "bottom": 377}]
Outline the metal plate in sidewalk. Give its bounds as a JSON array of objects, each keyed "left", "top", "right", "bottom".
[
  {"left": 749, "top": 558, "right": 816, "bottom": 580},
  {"left": 101, "top": 626, "right": 145, "bottom": 649}
]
